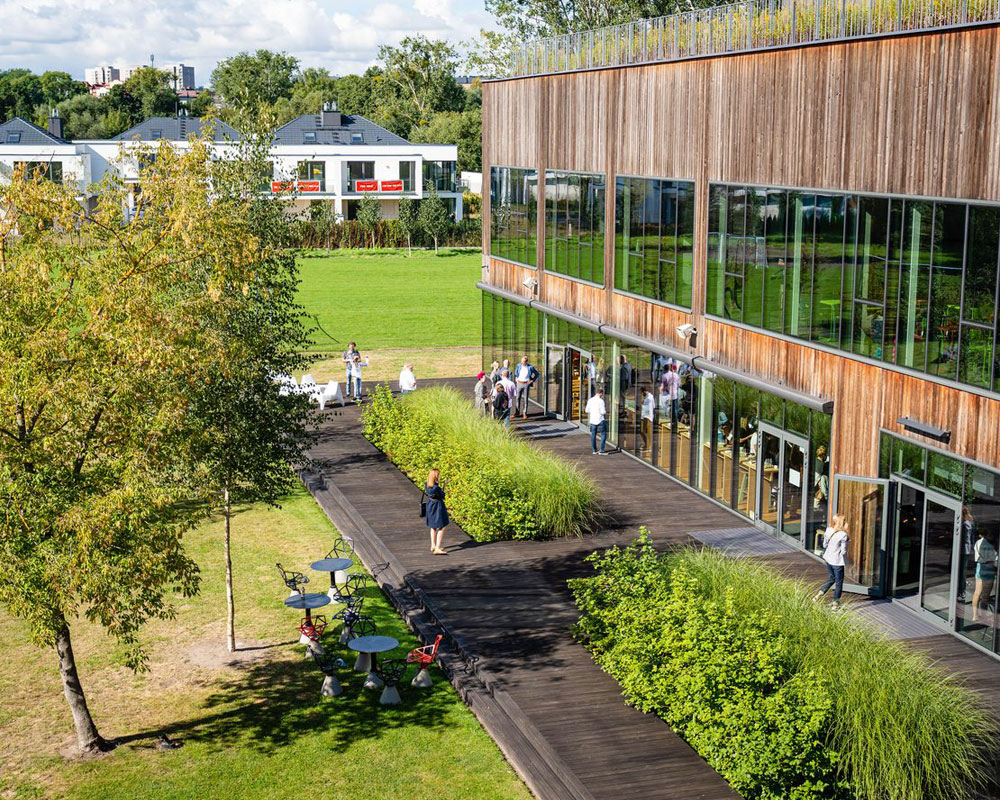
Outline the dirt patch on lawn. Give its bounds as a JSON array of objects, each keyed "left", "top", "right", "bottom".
[{"left": 184, "top": 639, "right": 279, "bottom": 671}]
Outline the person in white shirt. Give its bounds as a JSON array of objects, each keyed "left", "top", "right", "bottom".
[
  {"left": 640, "top": 386, "right": 655, "bottom": 453},
  {"left": 813, "top": 513, "right": 850, "bottom": 610},
  {"left": 585, "top": 388, "right": 608, "bottom": 455},
  {"left": 398, "top": 363, "right": 417, "bottom": 394},
  {"left": 513, "top": 355, "right": 538, "bottom": 419},
  {"left": 349, "top": 353, "right": 369, "bottom": 401}
]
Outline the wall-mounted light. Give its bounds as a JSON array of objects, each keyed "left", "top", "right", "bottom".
[
  {"left": 897, "top": 416, "right": 951, "bottom": 444},
  {"left": 676, "top": 323, "right": 697, "bottom": 348},
  {"left": 522, "top": 276, "right": 539, "bottom": 295}
]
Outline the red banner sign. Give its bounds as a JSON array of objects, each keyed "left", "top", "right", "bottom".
[
  {"left": 380, "top": 180, "right": 404, "bottom": 192},
  {"left": 271, "top": 180, "right": 322, "bottom": 194},
  {"left": 355, "top": 180, "right": 378, "bottom": 192}
]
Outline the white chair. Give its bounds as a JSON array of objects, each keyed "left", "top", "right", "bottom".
[
  {"left": 277, "top": 374, "right": 297, "bottom": 397},
  {"left": 317, "top": 380, "right": 345, "bottom": 410},
  {"left": 300, "top": 374, "right": 317, "bottom": 395}
]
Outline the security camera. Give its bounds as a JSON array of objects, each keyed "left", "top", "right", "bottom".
[
  {"left": 522, "top": 276, "right": 539, "bottom": 294},
  {"left": 675, "top": 323, "right": 696, "bottom": 340}
]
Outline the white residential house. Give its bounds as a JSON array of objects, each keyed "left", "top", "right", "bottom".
[{"left": 0, "top": 107, "right": 462, "bottom": 223}]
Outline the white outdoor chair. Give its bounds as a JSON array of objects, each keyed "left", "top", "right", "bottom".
[
  {"left": 300, "top": 374, "right": 318, "bottom": 395},
  {"left": 277, "top": 374, "right": 297, "bottom": 397},
  {"left": 317, "top": 380, "right": 345, "bottom": 410}
]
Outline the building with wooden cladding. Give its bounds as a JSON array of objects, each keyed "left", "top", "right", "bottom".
[{"left": 479, "top": 1, "right": 1000, "bottom": 659}]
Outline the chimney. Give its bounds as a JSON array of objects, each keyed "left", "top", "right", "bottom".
[
  {"left": 320, "top": 101, "right": 341, "bottom": 129},
  {"left": 48, "top": 108, "right": 63, "bottom": 139}
]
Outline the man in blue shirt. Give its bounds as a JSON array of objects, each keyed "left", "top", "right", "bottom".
[{"left": 342, "top": 342, "right": 360, "bottom": 398}]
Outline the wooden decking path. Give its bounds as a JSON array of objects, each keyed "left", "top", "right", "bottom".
[{"left": 305, "top": 400, "right": 742, "bottom": 800}]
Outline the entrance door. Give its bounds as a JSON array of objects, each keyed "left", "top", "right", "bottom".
[
  {"left": 891, "top": 479, "right": 962, "bottom": 627},
  {"left": 545, "top": 345, "right": 565, "bottom": 419},
  {"left": 564, "top": 347, "right": 592, "bottom": 425},
  {"left": 755, "top": 424, "right": 809, "bottom": 545},
  {"left": 831, "top": 475, "right": 893, "bottom": 596}
]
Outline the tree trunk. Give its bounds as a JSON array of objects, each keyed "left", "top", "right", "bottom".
[
  {"left": 433, "top": 235, "right": 439, "bottom": 253},
  {"left": 55, "top": 621, "right": 108, "bottom": 755},
  {"left": 407, "top": 233, "right": 411, "bottom": 257},
  {"left": 224, "top": 485, "right": 235, "bottom": 653}
]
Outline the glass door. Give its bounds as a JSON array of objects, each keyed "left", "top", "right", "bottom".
[
  {"left": 921, "top": 496, "right": 960, "bottom": 623},
  {"left": 893, "top": 482, "right": 924, "bottom": 598},
  {"left": 831, "top": 475, "right": 893, "bottom": 595},
  {"left": 755, "top": 424, "right": 809, "bottom": 544},
  {"left": 545, "top": 345, "right": 565, "bottom": 419},
  {"left": 566, "top": 347, "right": 584, "bottom": 424}
]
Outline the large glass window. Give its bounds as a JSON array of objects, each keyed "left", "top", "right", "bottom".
[
  {"left": 709, "top": 182, "right": 1000, "bottom": 397},
  {"left": 423, "top": 161, "right": 457, "bottom": 192},
  {"left": 16, "top": 161, "right": 63, "bottom": 183},
  {"left": 545, "top": 170, "right": 606, "bottom": 284},
  {"left": 346, "top": 161, "right": 373, "bottom": 192},
  {"left": 613, "top": 175, "right": 694, "bottom": 308},
  {"left": 399, "top": 161, "right": 416, "bottom": 192},
  {"left": 490, "top": 166, "right": 538, "bottom": 268},
  {"left": 296, "top": 161, "right": 325, "bottom": 191}
]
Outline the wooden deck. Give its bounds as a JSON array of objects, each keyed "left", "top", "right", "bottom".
[{"left": 303, "top": 388, "right": 1000, "bottom": 799}]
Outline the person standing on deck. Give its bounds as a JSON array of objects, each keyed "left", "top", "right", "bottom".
[
  {"left": 813, "top": 514, "right": 850, "bottom": 610},
  {"left": 586, "top": 387, "right": 608, "bottom": 455},
  {"left": 343, "top": 342, "right": 361, "bottom": 396},
  {"left": 424, "top": 468, "right": 450, "bottom": 555},
  {"left": 398, "top": 363, "right": 417, "bottom": 394},
  {"left": 513, "top": 355, "right": 539, "bottom": 420}
]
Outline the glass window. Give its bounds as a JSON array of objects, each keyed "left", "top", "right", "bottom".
[
  {"left": 964, "top": 206, "right": 1000, "bottom": 327},
  {"left": 399, "top": 161, "right": 416, "bottom": 192},
  {"left": 763, "top": 189, "right": 787, "bottom": 333},
  {"left": 545, "top": 169, "right": 605, "bottom": 284},
  {"left": 423, "top": 161, "right": 457, "bottom": 192},
  {"left": 926, "top": 203, "right": 965, "bottom": 379},
  {"left": 6, "top": 131, "right": 21, "bottom": 143},
  {"left": 744, "top": 189, "right": 767, "bottom": 329},
  {"left": 490, "top": 166, "right": 538, "bottom": 268},
  {"left": 811, "top": 194, "right": 847, "bottom": 346},
  {"left": 897, "top": 200, "right": 932, "bottom": 371},
  {"left": 785, "top": 191, "right": 814, "bottom": 339},
  {"left": 347, "top": 161, "right": 374, "bottom": 191},
  {"left": 707, "top": 185, "right": 728, "bottom": 317}
]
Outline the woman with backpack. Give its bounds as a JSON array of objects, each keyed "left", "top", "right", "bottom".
[{"left": 423, "top": 468, "right": 449, "bottom": 555}]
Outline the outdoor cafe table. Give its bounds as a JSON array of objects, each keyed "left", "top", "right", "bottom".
[
  {"left": 284, "top": 592, "right": 331, "bottom": 648},
  {"left": 310, "top": 557, "right": 353, "bottom": 598},
  {"left": 348, "top": 635, "right": 399, "bottom": 690}
]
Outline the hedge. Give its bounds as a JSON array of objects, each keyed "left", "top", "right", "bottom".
[
  {"left": 362, "top": 384, "right": 599, "bottom": 540},
  {"left": 570, "top": 533, "right": 996, "bottom": 800},
  {"left": 289, "top": 216, "right": 481, "bottom": 250}
]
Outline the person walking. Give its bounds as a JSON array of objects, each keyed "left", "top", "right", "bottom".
[
  {"left": 398, "top": 363, "right": 417, "bottom": 394},
  {"left": 660, "top": 363, "right": 680, "bottom": 424},
  {"left": 586, "top": 387, "right": 608, "bottom": 455},
  {"left": 349, "top": 352, "right": 369, "bottom": 401},
  {"left": 474, "top": 371, "right": 491, "bottom": 415},
  {"left": 813, "top": 514, "right": 850, "bottom": 610},
  {"left": 972, "top": 528, "right": 997, "bottom": 624},
  {"left": 423, "top": 468, "right": 449, "bottom": 555},
  {"left": 513, "top": 355, "right": 539, "bottom": 419},
  {"left": 343, "top": 342, "right": 360, "bottom": 395},
  {"left": 640, "top": 385, "right": 654, "bottom": 454}
]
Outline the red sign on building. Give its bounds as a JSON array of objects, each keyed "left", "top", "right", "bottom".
[
  {"left": 355, "top": 180, "right": 378, "bottom": 192},
  {"left": 271, "top": 180, "right": 295, "bottom": 194},
  {"left": 297, "top": 181, "right": 321, "bottom": 192},
  {"left": 380, "top": 180, "right": 404, "bottom": 192}
]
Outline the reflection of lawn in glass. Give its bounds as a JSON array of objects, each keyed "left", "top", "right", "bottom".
[{"left": 544, "top": 235, "right": 605, "bottom": 283}]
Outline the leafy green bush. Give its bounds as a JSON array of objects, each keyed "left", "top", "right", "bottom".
[
  {"left": 570, "top": 534, "right": 996, "bottom": 800},
  {"left": 362, "top": 384, "right": 598, "bottom": 540}
]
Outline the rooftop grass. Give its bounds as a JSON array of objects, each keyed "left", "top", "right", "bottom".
[
  {"left": 0, "top": 486, "right": 530, "bottom": 800},
  {"left": 363, "top": 384, "right": 600, "bottom": 540}
]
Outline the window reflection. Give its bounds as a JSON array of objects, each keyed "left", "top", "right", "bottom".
[
  {"left": 490, "top": 166, "right": 538, "bottom": 267},
  {"left": 545, "top": 170, "right": 605, "bottom": 284},
  {"left": 708, "top": 183, "right": 1000, "bottom": 396}
]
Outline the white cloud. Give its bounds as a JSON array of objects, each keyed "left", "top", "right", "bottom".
[{"left": 0, "top": 0, "right": 495, "bottom": 83}]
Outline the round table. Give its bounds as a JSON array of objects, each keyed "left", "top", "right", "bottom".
[
  {"left": 310, "top": 557, "right": 353, "bottom": 597},
  {"left": 348, "top": 635, "right": 399, "bottom": 692},
  {"left": 284, "top": 592, "right": 331, "bottom": 650}
]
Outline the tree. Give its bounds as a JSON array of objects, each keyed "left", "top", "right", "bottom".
[
  {"left": 40, "top": 71, "right": 86, "bottom": 106},
  {"left": 188, "top": 90, "right": 215, "bottom": 118},
  {"left": 0, "top": 137, "right": 259, "bottom": 754},
  {"left": 375, "top": 36, "right": 465, "bottom": 136},
  {"left": 334, "top": 72, "right": 376, "bottom": 117},
  {"left": 184, "top": 115, "right": 313, "bottom": 653},
  {"left": 212, "top": 50, "right": 300, "bottom": 109},
  {"left": 54, "top": 93, "right": 113, "bottom": 139},
  {"left": 418, "top": 182, "right": 452, "bottom": 253},
  {"left": 398, "top": 196, "right": 419, "bottom": 256},
  {"left": 357, "top": 192, "right": 382, "bottom": 249},
  {"left": 0, "top": 69, "right": 43, "bottom": 120},
  {"left": 124, "top": 67, "right": 177, "bottom": 120},
  {"left": 409, "top": 109, "right": 482, "bottom": 172}
]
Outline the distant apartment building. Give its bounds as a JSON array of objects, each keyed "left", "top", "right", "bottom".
[
  {"left": 0, "top": 106, "right": 462, "bottom": 223},
  {"left": 84, "top": 65, "right": 119, "bottom": 85},
  {"left": 162, "top": 64, "right": 196, "bottom": 91}
]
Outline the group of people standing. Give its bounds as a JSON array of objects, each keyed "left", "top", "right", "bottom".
[
  {"left": 341, "top": 341, "right": 418, "bottom": 400},
  {"left": 473, "top": 356, "right": 539, "bottom": 427}
]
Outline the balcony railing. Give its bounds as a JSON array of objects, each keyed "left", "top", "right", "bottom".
[{"left": 509, "top": 0, "right": 1000, "bottom": 76}]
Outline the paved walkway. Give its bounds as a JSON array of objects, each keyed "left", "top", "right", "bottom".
[{"left": 303, "top": 387, "right": 1000, "bottom": 799}]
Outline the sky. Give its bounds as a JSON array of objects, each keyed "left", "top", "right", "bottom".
[{"left": 0, "top": 0, "right": 495, "bottom": 84}]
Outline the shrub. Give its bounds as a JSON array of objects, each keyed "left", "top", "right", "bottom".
[
  {"left": 362, "top": 384, "right": 599, "bottom": 540},
  {"left": 570, "top": 534, "right": 996, "bottom": 800}
]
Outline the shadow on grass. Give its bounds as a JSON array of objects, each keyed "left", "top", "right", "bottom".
[{"left": 117, "top": 643, "right": 454, "bottom": 755}]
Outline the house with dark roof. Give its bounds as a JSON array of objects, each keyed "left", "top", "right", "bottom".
[{"left": 0, "top": 105, "right": 463, "bottom": 222}]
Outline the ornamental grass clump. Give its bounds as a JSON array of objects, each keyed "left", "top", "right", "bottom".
[
  {"left": 570, "top": 533, "right": 996, "bottom": 800},
  {"left": 362, "top": 384, "right": 599, "bottom": 540}
]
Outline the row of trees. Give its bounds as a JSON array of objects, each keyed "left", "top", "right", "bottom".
[
  {"left": 0, "top": 66, "right": 209, "bottom": 140},
  {"left": 0, "top": 121, "right": 313, "bottom": 753},
  {"left": 355, "top": 186, "right": 453, "bottom": 252}
]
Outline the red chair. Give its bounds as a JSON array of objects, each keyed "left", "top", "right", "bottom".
[{"left": 406, "top": 634, "right": 442, "bottom": 688}]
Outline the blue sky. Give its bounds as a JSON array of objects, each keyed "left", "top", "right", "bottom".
[{"left": 0, "top": 0, "right": 495, "bottom": 85}]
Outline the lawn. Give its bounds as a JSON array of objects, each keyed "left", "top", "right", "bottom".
[
  {"left": 0, "top": 487, "right": 530, "bottom": 800},
  {"left": 296, "top": 248, "right": 482, "bottom": 351}
]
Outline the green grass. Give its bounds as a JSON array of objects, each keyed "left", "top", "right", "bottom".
[
  {"left": 295, "top": 249, "right": 482, "bottom": 351},
  {"left": 0, "top": 486, "right": 530, "bottom": 800}
]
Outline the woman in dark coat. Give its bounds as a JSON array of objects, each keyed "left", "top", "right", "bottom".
[{"left": 425, "top": 468, "right": 450, "bottom": 555}]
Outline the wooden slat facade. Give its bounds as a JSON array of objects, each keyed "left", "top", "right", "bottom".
[{"left": 482, "top": 24, "right": 1000, "bottom": 478}]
